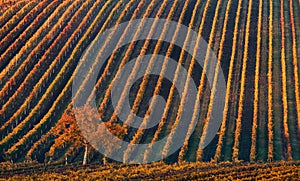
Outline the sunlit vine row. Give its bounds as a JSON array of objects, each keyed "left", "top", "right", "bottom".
[
  {"left": 0, "top": 0, "right": 74, "bottom": 85},
  {"left": 144, "top": 0, "right": 203, "bottom": 163},
  {"left": 72, "top": 0, "right": 143, "bottom": 104},
  {"left": 103, "top": 0, "right": 168, "bottom": 158},
  {"left": 24, "top": 0, "right": 123, "bottom": 161},
  {"left": 1, "top": 0, "right": 93, "bottom": 125},
  {"left": 123, "top": 0, "right": 183, "bottom": 162},
  {"left": 97, "top": 0, "right": 157, "bottom": 125},
  {"left": 161, "top": 0, "right": 212, "bottom": 159},
  {"left": 267, "top": 0, "right": 274, "bottom": 161},
  {"left": 280, "top": 0, "right": 292, "bottom": 161},
  {"left": 0, "top": 0, "right": 53, "bottom": 54},
  {"left": 214, "top": 0, "right": 243, "bottom": 161},
  {"left": 0, "top": 0, "right": 59, "bottom": 71},
  {"left": 231, "top": 0, "right": 252, "bottom": 162},
  {"left": 5, "top": 0, "right": 119, "bottom": 161},
  {"left": 250, "top": 0, "right": 263, "bottom": 162},
  {"left": 0, "top": 1, "right": 74, "bottom": 133},
  {"left": 289, "top": 0, "right": 300, "bottom": 130},
  {"left": 0, "top": 0, "right": 97, "bottom": 152},
  {"left": 195, "top": 0, "right": 226, "bottom": 161},
  {"left": 0, "top": 0, "right": 80, "bottom": 103},
  {"left": 0, "top": 0, "right": 29, "bottom": 28},
  {"left": 0, "top": 0, "right": 83, "bottom": 136},
  {"left": 0, "top": 0, "right": 37, "bottom": 43}
]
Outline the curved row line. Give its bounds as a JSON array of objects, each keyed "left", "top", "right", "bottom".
[
  {"left": 214, "top": 0, "right": 243, "bottom": 161},
  {"left": 0, "top": 0, "right": 30, "bottom": 29},
  {"left": 0, "top": 0, "right": 81, "bottom": 103},
  {"left": 0, "top": 0, "right": 38, "bottom": 44},
  {"left": 100, "top": 0, "right": 162, "bottom": 158},
  {"left": 0, "top": 0, "right": 59, "bottom": 72},
  {"left": 33, "top": 0, "right": 143, "bottom": 162},
  {"left": 5, "top": 0, "right": 118, "bottom": 160},
  {"left": 0, "top": 0, "right": 53, "bottom": 55},
  {"left": 267, "top": 0, "right": 274, "bottom": 161},
  {"left": 9, "top": 0, "right": 123, "bottom": 161},
  {"left": 250, "top": 0, "right": 263, "bottom": 162},
  {"left": 123, "top": 0, "right": 184, "bottom": 162},
  {"left": 195, "top": 0, "right": 226, "bottom": 161},
  {"left": 231, "top": 0, "right": 253, "bottom": 162},
  {"left": 33, "top": 0, "right": 142, "bottom": 162},
  {"left": 0, "top": 0, "right": 96, "bottom": 152},
  {"left": 0, "top": 0, "right": 77, "bottom": 135},
  {"left": 279, "top": 0, "right": 292, "bottom": 160}
]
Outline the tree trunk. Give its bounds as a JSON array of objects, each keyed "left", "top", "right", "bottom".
[{"left": 83, "top": 143, "right": 88, "bottom": 165}]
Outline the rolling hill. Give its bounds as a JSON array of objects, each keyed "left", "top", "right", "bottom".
[{"left": 0, "top": 0, "right": 299, "bottom": 167}]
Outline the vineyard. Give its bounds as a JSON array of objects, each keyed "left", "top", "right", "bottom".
[
  {"left": 0, "top": 0, "right": 300, "bottom": 174},
  {"left": 1, "top": 161, "right": 300, "bottom": 180}
]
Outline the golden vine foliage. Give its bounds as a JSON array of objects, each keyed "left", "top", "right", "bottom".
[
  {"left": 289, "top": 0, "right": 300, "bottom": 130},
  {"left": 73, "top": 0, "right": 140, "bottom": 104},
  {"left": 96, "top": 0, "right": 148, "bottom": 116},
  {"left": 144, "top": 0, "right": 204, "bottom": 162},
  {"left": 232, "top": 0, "right": 253, "bottom": 162},
  {"left": 214, "top": 0, "right": 243, "bottom": 161},
  {"left": 196, "top": 0, "right": 226, "bottom": 162},
  {"left": 267, "top": 0, "right": 274, "bottom": 162},
  {"left": 0, "top": 0, "right": 299, "bottom": 165},
  {"left": 280, "top": 0, "right": 292, "bottom": 161},
  {"left": 163, "top": 0, "right": 212, "bottom": 160},
  {"left": 124, "top": 0, "right": 188, "bottom": 162},
  {"left": 250, "top": 0, "right": 263, "bottom": 162},
  {"left": 104, "top": 0, "right": 160, "bottom": 126}
]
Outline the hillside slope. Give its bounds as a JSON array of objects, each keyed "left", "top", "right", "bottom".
[{"left": 0, "top": 0, "right": 299, "bottom": 164}]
